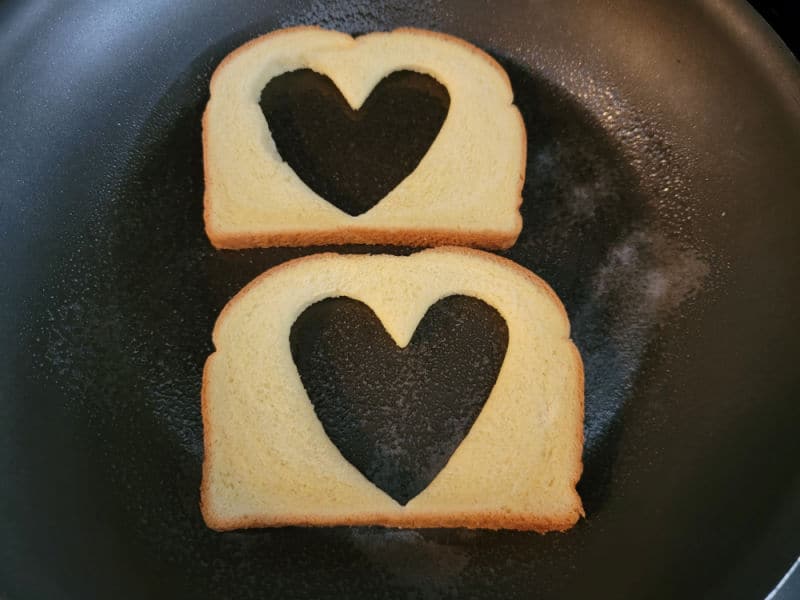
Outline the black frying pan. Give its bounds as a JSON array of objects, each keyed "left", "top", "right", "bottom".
[{"left": 1, "top": 1, "right": 799, "bottom": 598}]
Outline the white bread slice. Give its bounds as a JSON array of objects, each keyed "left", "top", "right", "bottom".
[
  {"left": 202, "top": 27, "right": 526, "bottom": 250},
  {"left": 201, "top": 248, "right": 584, "bottom": 531}
]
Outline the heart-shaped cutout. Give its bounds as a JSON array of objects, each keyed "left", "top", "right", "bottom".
[
  {"left": 260, "top": 69, "right": 450, "bottom": 217},
  {"left": 290, "top": 295, "right": 508, "bottom": 505}
]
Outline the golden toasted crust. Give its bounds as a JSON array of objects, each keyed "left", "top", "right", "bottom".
[
  {"left": 570, "top": 341, "right": 586, "bottom": 517},
  {"left": 202, "top": 27, "right": 526, "bottom": 250},
  {"left": 199, "top": 353, "right": 216, "bottom": 526},
  {"left": 204, "top": 226, "right": 521, "bottom": 250},
  {"left": 202, "top": 510, "right": 581, "bottom": 533},
  {"left": 199, "top": 248, "right": 584, "bottom": 531}
]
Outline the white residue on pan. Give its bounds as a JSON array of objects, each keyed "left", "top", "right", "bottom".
[
  {"left": 574, "top": 228, "right": 710, "bottom": 449},
  {"left": 593, "top": 230, "right": 710, "bottom": 320},
  {"left": 347, "top": 529, "right": 470, "bottom": 596}
]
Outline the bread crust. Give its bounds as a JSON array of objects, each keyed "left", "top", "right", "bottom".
[
  {"left": 202, "top": 27, "right": 526, "bottom": 250},
  {"left": 204, "top": 227, "right": 521, "bottom": 250},
  {"left": 200, "top": 248, "right": 584, "bottom": 531},
  {"left": 203, "top": 511, "right": 580, "bottom": 533}
]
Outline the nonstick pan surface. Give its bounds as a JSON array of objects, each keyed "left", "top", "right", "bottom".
[{"left": 1, "top": 1, "right": 799, "bottom": 599}]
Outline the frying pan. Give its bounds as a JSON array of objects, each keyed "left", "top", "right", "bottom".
[{"left": 1, "top": 1, "right": 799, "bottom": 598}]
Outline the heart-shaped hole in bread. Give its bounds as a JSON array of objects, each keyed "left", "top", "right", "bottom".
[
  {"left": 260, "top": 69, "right": 450, "bottom": 217},
  {"left": 290, "top": 294, "right": 508, "bottom": 505}
]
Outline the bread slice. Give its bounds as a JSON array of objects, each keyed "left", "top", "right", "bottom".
[
  {"left": 202, "top": 27, "right": 526, "bottom": 250},
  {"left": 201, "top": 247, "right": 584, "bottom": 531}
]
